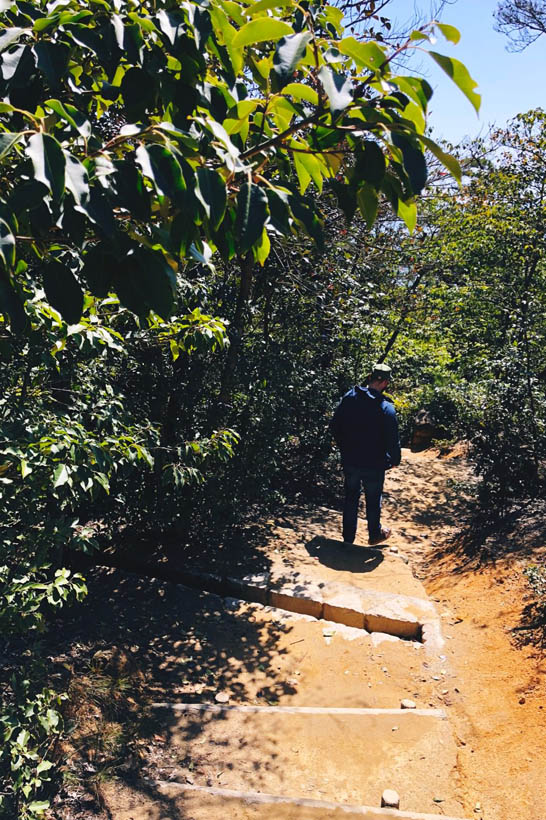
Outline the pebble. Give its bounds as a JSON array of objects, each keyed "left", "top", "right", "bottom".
[
  {"left": 381, "top": 789, "right": 400, "bottom": 809},
  {"left": 401, "top": 699, "right": 416, "bottom": 709},
  {"left": 215, "top": 692, "right": 230, "bottom": 704}
]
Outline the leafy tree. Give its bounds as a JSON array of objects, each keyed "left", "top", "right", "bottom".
[
  {"left": 495, "top": 0, "right": 546, "bottom": 49},
  {"left": 0, "top": 0, "right": 479, "bottom": 814},
  {"left": 389, "top": 110, "right": 546, "bottom": 515}
]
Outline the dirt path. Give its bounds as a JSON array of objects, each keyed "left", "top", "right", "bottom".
[
  {"left": 55, "top": 448, "right": 546, "bottom": 820},
  {"left": 383, "top": 450, "right": 546, "bottom": 820}
]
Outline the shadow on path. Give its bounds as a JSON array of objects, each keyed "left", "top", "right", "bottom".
[{"left": 305, "top": 536, "right": 384, "bottom": 574}]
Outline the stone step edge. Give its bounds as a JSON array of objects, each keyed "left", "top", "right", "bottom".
[
  {"left": 89, "top": 555, "right": 442, "bottom": 648},
  {"left": 153, "top": 781, "right": 471, "bottom": 820},
  {"left": 151, "top": 703, "right": 447, "bottom": 719},
  {"left": 224, "top": 572, "right": 442, "bottom": 648}
]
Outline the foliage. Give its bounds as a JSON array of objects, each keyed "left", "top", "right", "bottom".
[
  {"left": 0, "top": 0, "right": 480, "bottom": 813},
  {"left": 0, "top": 675, "right": 66, "bottom": 820},
  {"left": 0, "top": 0, "right": 472, "bottom": 335},
  {"left": 495, "top": 0, "right": 546, "bottom": 49}
]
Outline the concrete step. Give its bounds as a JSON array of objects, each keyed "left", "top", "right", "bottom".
[
  {"left": 102, "top": 781, "right": 471, "bottom": 820},
  {"left": 144, "top": 702, "right": 463, "bottom": 815},
  {"left": 174, "top": 569, "right": 443, "bottom": 648},
  {"left": 151, "top": 595, "right": 450, "bottom": 710}
]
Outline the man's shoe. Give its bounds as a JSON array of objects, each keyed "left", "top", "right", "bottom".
[{"left": 368, "top": 527, "right": 391, "bottom": 546}]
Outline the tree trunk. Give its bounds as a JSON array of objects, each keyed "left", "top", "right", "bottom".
[{"left": 219, "top": 254, "right": 254, "bottom": 406}]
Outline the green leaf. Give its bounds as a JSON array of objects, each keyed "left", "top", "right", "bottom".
[
  {"left": 53, "top": 464, "right": 69, "bottom": 488},
  {"left": 0, "top": 272, "right": 26, "bottom": 332},
  {"left": 236, "top": 182, "right": 269, "bottom": 254},
  {"left": 429, "top": 52, "right": 481, "bottom": 114},
  {"left": 392, "top": 134, "right": 427, "bottom": 194},
  {"left": 282, "top": 82, "right": 318, "bottom": 105},
  {"left": 397, "top": 197, "right": 417, "bottom": 232},
  {"left": 293, "top": 149, "right": 323, "bottom": 193},
  {"left": 254, "top": 227, "right": 271, "bottom": 265},
  {"left": 44, "top": 99, "right": 91, "bottom": 137},
  {"left": 357, "top": 183, "right": 378, "bottom": 227},
  {"left": 33, "top": 42, "right": 70, "bottom": 89},
  {"left": 266, "top": 187, "right": 291, "bottom": 235},
  {"left": 81, "top": 244, "right": 115, "bottom": 298},
  {"left": 435, "top": 23, "right": 461, "bottom": 44},
  {"left": 409, "top": 30, "right": 429, "bottom": 42},
  {"left": 156, "top": 9, "right": 185, "bottom": 45},
  {"left": 317, "top": 66, "right": 352, "bottom": 119},
  {"left": 419, "top": 135, "right": 461, "bottom": 183},
  {"left": 135, "top": 144, "right": 186, "bottom": 202},
  {"left": 330, "top": 180, "right": 357, "bottom": 222},
  {"left": 26, "top": 133, "right": 66, "bottom": 202},
  {"left": 0, "top": 219, "right": 15, "bottom": 269},
  {"left": 354, "top": 140, "right": 386, "bottom": 187},
  {"left": 42, "top": 261, "right": 84, "bottom": 324},
  {"left": 249, "top": 0, "right": 294, "bottom": 15},
  {"left": 0, "top": 132, "right": 21, "bottom": 161},
  {"left": 63, "top": 152, "right": 89, "bottom": 206},
  {"left": 196, "top": 167, "right": 227, "bottom": 231},
  {"left": 273, "top": 31, "right": 311, "bottom": 88},
  {"left": 1, "top": 44, "right": 26, "bottom": 80},
  {"left": 113, "top": 247, "right": 176, "bottom": 318},
  {"left": 20, "top": 459, "right": 32, "bottom": 478},
  {"left": 0, "top": 27, "right": 25, "bottom": 54},
  {"left": 290, "top": 196, "right": 323, "bottom": 249},
  {"left": 28, "top": 802, "right": 50, "bottom": 813},
  {"left": 338, "top": 37, "right": 386, "bottom": 72},
  {"left": 231, "top": 19, "right": 293, "bottom": 48}
]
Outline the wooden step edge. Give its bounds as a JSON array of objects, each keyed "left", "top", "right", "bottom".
[
  {"left": 150, "top": 702, "right": 447, "bottom": 719},
  {"left": 153, "top": 781, "right": 471, "bottom": 820}
]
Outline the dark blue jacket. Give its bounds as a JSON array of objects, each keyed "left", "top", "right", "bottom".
[{"left": 329, "top": 386, "right": 401, "bottom": 470}]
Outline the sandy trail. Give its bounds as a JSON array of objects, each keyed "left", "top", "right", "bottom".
[{"left": 59, "top": 448, "right": 546, "bottom": 820}]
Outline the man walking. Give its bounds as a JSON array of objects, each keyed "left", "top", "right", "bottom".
[{"left": 329, "top": 363, "right": 401, "bottom": 546}]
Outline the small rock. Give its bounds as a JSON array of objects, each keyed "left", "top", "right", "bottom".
[
  {"left": 215, "top": 692, "right": 230, "bottom": 704},
  {"left": 381, "top": 789, "right": 400, "bottom": 809},
  {"left": 401, "top": 699, "right": 416, "bottom": 709},
  {"left": 389, "top": 546, "right": 399, "bottom": 554},
  {"left": 519, "top": 696, "right": 526, "bottom": 705},
  {"left": 433, "top": 796, "right": 444, "bottom": 803},
  {"left": 391, "top": 725, "right": 399, "bottom": 731}
]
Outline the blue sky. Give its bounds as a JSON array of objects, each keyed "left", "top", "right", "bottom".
[{"left": 384, "top": 0, "right": 546, "bottom": 144}]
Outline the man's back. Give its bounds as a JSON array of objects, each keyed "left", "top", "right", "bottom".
[{"left": 330, "top": 385, "right": 400, "bottom": 470}]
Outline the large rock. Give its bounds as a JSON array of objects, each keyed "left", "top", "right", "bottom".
[{"left": 411, "top": 409, "right": 443, "bottom": 450}]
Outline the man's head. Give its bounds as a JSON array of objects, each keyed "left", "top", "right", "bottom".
[{"left": 368, "top": 363, "right": 392, "bottom": 392}]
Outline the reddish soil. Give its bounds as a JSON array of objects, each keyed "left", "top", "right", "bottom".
[{"left": 383, "top": 449, "right": 546, "bottom": 820}]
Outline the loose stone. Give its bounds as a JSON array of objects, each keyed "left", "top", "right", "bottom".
[{"left": 381, "top": 789, "right": 400, "bottom": 809}]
